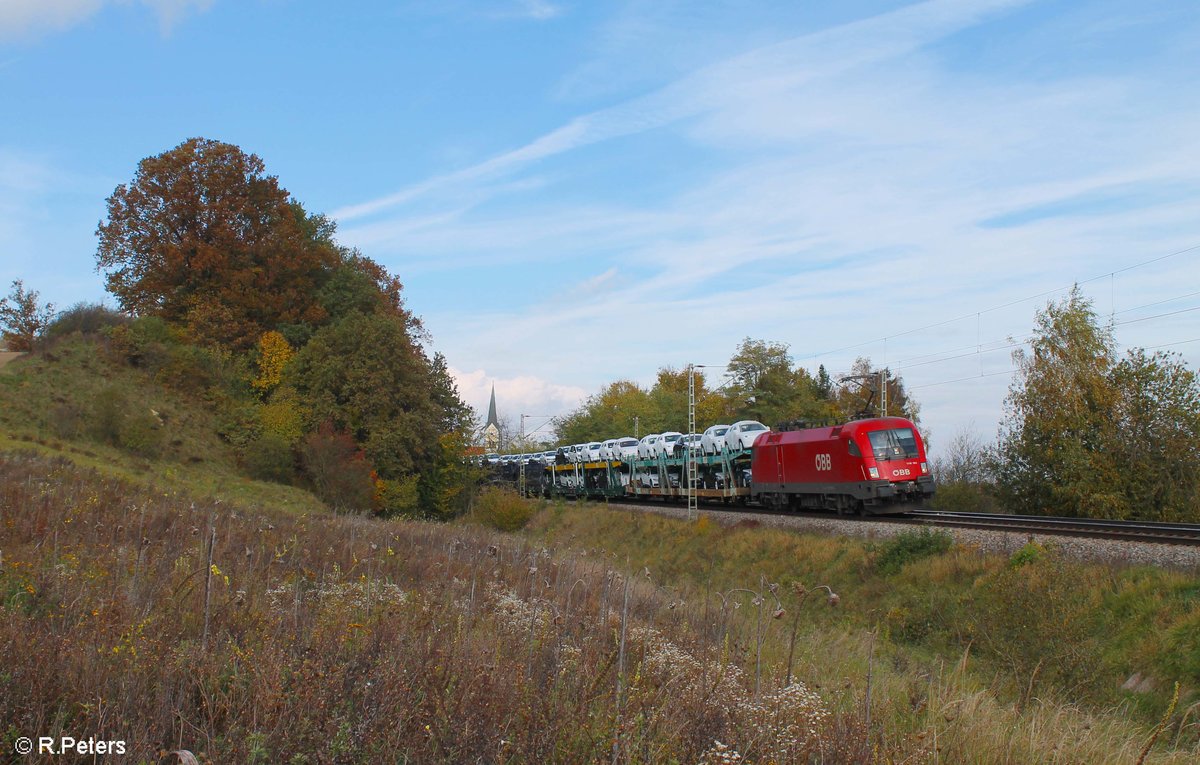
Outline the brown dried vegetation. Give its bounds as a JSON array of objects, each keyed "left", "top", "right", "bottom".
[{"left": 2, "top": 453, "right": 1196, "bottom": 763}]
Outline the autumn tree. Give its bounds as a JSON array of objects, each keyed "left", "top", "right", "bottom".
[
  {"left": 0, "top": 280, "right": 55, "bottom": 351},
  {"left": 995, "top": 287, "right": 1123, "bottom": 517},
  {"left": 95, "top": 137, "right": 339, "bottom": 348},
  {"left": 251, "top": 330, "right": 295, "bottom": 393}
]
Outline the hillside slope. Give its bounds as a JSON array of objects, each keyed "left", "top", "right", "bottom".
[{"left": 0, "top": 335, "right": 326, "bottom": 514}]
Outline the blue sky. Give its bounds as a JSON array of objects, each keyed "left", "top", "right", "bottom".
[{"left": 3, "top": 0, "right": 1199, "bottom": 453}]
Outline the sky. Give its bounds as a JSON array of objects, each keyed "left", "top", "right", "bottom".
[{"left": 2, "top": 0, "right": 1199, "bottom": 455}]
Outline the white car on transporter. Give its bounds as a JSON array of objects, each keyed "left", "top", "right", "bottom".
[
  {"left": 655, "top": 431, "right": 684, "bottom": 458},
  {"left": 700, "top": 424, "right": 731, "bottom": 455},
  {"left": 613, "top": 437, "right": 640, "bottom": 462},
  {"left": 637, "top": 434, "right": 661, "bottom": 459},
  {"left": 725, "top": 420, "right": 770, "bottom": 451},
  {"left": 600, "top": 439, "right": 620, "bottom": 461}
]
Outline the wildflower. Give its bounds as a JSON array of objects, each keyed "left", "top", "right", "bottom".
[{"left": 827, "top": 592, "right": 840, "bottom": 607}]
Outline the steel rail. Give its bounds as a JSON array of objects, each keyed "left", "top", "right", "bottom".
[
  {"left": 906, "top": 511, "right": 1200, "bottom": 546},
  {"left": 588, "top": 497, "right": 1200, "bottom": 547}
]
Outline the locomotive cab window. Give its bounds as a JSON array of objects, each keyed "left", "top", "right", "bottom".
[
  {"left": 867, "top": 428, "right": 919, "bottom": 459},
  {"left": 847, "top": 440, "right": 861, "bottom": 457}
]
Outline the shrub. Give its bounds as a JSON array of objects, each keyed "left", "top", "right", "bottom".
[
  {"left": 118, "top": 407, "right": 164, "bottom": 458},
  {"left": 375, "top": 475, "right": 421, "bottom": 517},
  {"left": 215, "top": 397, "right": 263, "bottom": 449},
  {"left": 242, "top": 432, "right": 296, "bottom": 484},
  {"left": 1008, "top": 540, "right": 1045, "bottom": 568},
  {"left": 300, "top": 422, "right": 376, "bottom": 512},
  {"left": 258, "top": 390, "right": 305, "bottom": 444},
  {"left": 89, "top": 385, "right": 127, "bottom": 446},
  {"left": 47, "top": 403, "right": 83, "bottom": 439},
  {"left": 929, "top": 480, "right": 998, "bottom": 513},
  {"left": 970, "top": 549, "right": 1103, "bottom": 700},
  {"left": 874, "top": 528, "right": 954, "bottom": 575},
  {"left": 104, "top": 316, "right": 175, "bottom": 369},
  {"left": 471, "top": 486, "right": 536, "bottom": 532},
  {"left": 45, "top": 302, "right": 129, "bottom": 338}
]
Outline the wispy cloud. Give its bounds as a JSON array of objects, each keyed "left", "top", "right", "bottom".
[
  {"left": 511, "top": 0, "right": 562, "bottom": 21},
  {"left": 0, "top": 0, "right": 213, "bottom": 41},
  {"left": 397, "top": 0, "right": 564, "bottom": 25},
  {"left": 334, "top": 0, "right": 1033, "bottom": 225}
]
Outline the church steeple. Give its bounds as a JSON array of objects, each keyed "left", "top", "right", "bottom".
[
  {"left": 486, "top": 383, "right": 499, "bottom": 428},
  {"left": 483, "top": 383, "right": 500, "bottom": 452}
]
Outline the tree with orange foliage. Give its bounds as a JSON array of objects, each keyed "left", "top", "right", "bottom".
[
  {"left": 95, "top": 138, "right": 339, "bottom": 349},
  {"left": 0, "top": 280, "right": 55, "bottom": 352}
]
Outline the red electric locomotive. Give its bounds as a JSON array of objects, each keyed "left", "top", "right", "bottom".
[{"left": 750, "top": 417, "right": 934, "bottom": 515}]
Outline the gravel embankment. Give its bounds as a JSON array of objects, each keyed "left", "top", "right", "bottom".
[{"left": 605, "top": 501, "right": 1200, "bottom": 571}]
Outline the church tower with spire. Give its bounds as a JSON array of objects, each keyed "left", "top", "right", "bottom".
[{"left": 483, "top": 383, "right": 500, "bottom": 452}]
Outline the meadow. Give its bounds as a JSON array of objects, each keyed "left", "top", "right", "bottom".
[{"left": 3, "top": 454, "right": 1198, "bottom": 763}]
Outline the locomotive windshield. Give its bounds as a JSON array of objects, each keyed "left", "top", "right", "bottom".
[{"left": 867, "top": 428, "right": 919, "bottom": 460}]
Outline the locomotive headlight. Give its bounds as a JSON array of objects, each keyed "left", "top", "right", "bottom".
[
  {"left": 920, "top": 462, "right": 928, "bottom": 474},
  {"left": 868, "top": 466, "right": 879, "bottom": 479}
]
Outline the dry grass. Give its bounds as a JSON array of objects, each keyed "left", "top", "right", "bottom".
[{"left": 2, "top": 452, "right": 1196, "bottom": 763}]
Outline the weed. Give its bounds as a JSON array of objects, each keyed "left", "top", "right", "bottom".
[
  {"left": 874, "top": 528, "right": 954, "bottom": 575},
  {"left": 470, "top": 486, "right": 537, "bottom": 532}
]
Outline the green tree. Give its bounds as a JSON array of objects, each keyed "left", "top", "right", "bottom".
[
  {"left": 287, "top": 311, "right": 439, "bottom": 478},
  {"left": 418, "top": 431, "right": 481, "bottom": 520},
  {"left": 429, "top": 351, "right": 475, "bottom": 435},
  {"left": 95, "top": 137, "right": 340, "bottom": 348},
  {"left": 725, "top": 338, "right": 832, "bottom": 426},
  {"left": 814, "top": 364, "right": 834, "bottom": 400},
  {"left": 995, "top": 287, "right": 1121, "bottom": 517},
  {"left": 0, "top": 280, "right": 55, "bottom": 352},
  {"left": 1108, "top": 348, "right": 1200, "bottom": 520},
  {"left": 555, "top": 379, "right": 655, "bottom": 443}
]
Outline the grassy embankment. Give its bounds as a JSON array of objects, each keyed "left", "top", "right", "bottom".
[
  {"left": 0, "top": 335, "right": 325, "bottom": 515},
  {"left": 3, "top": 452, "right": 1199, "bottom": 763}
]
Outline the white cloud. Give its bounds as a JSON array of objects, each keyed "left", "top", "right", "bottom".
[
  {"left": 0, "top": 0, "right": 213, "bottom": 40},
  {"left": 0, "top": 0, "right": 102, "bottom": 40},
  {"left": 451, "top": 367, "right": 588, "bottom": 435}
]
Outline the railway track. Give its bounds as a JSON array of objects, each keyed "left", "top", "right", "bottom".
[
  {"left": 592, "top": 497, "right": 1200, "bottom": 547},
  {"left": 906, "top": 511, "right": 1200, "bottom": 546}
]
